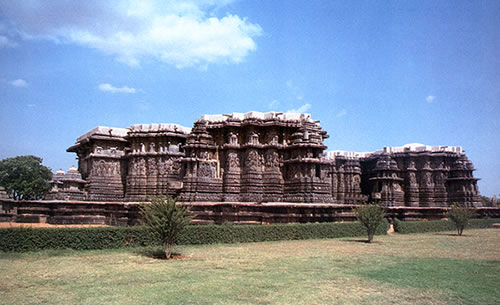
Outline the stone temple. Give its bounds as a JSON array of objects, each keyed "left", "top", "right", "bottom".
[{"left": 49, "top": 111, "right": 481, "bottom": 207}]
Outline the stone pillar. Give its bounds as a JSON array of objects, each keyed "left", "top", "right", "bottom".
[
  {"left": 418, "top": 161, "right": 435, "bottom": 207},
  {"left": 433, "top": 161, "right": 448, "bottom": 207},
  {"left": 262, "top": 148, "right": 284, "bottom": 202},
  {"left": 241, "top": 148, "right": 264, "bottom": 202},
  {"left": 125, "top": 156, "right": 147, "bottom": 201},
  {"left": 223, "top": 150, "right": 241, "bottom": 201},
  {"left": 404, "top": 161, "right": 419, "bottom": 207}
]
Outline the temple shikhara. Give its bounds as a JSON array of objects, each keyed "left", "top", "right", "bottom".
[{"left": 48, "top": 111, "right": 481, "bottom": 207}]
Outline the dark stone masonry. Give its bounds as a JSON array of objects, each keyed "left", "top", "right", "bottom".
[{"left": 49, "top": 111, "right": 481, "bottom": 207}]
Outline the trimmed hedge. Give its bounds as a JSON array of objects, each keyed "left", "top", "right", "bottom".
[
  {"left": 393, "top": 218, "right": 499, "bottom": 234},
  {"left": 0, "top": 220, "right": 388, "bottom": 252}
]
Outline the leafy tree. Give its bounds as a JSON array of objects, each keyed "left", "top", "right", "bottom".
[
  {"left": 139, "top": 196, "right": 192, "bottom": 259},
  {"left": 480, "top": 195, "right": 498, "bottom": 207},
  {"left": 354, "top": 202, "right": 386, "bottom": 243},
  {"left": 447, "top": 203, "right": 476, "bottom": 236},
  {"left": 0, "top": 155, "right": 52, "bottom": 200}
]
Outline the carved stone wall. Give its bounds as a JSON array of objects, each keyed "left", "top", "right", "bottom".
[
  {"left": 66, "top": 114, "right": 481, "bottom": 206},
  {"left": 356, "top": 147, "right": 481, "bottom": 207},
  {"left": 176, "top": 112, "right": 332, "bottom": 203}
]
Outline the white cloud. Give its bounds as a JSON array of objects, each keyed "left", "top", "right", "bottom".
[
  {"left": 98, "top": 83, "right": 136, "bottom": 94},
  {"left": 0, "top": 35, "right": 17, "bottom": 48},
  {"left": 426, "top": 95, "right": 435, "bottom": 103},
  {"left": 287, "top": 103, "right": 311, "bottom": 113},
  {"left": 336, "top": 109, "right": 347, "bottom": 117},
  {"left": 10, "top": 79, "right": 28, "bottom": 87},
  {"left": 0, "top": 1, "right": 262, "bottom": 68},
  {"left": 268, "top": 99, "right": 280, "bottom": 109}
]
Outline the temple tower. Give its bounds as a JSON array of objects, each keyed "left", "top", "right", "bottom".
[
  {"left": 447, "top": 155, "right": 481, "bottom": 206},
  {"left": 181, "top": 120, "right": 223, "bottom": 202},
  {"left": 368, "top": 154, "right": 404, "bottom": 206},
  {"left": 67, "top": 127, "right": 128, "bottom": 201},
  {"left": 125, "top": 124, "right": 189, "bottom": 201}
]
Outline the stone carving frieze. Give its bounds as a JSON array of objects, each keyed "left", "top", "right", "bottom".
[{"left": 91, "top": 160, "right": 119, "bottom": 177}]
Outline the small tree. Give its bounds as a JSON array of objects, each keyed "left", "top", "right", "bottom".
[
  {"left": 447, "top": 203, "right": 476, "bottom": 236},
  {"left": 354, "top": 202, "right": 385, "bottom": 243},
  {"left": 0, "top": 155, "right": 52, "bottom": 200},
  {"left": 139, "top": 196, "right": 192, "bottom": 259}
]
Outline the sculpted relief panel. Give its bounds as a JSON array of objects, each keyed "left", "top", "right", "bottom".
[
  {"left": 198, "top": 162, "right": 215, "bottom": 178},
  {"left": 91, "top": 160, "right": 120, "bottom": 177},
  {"left": 246, "top": 150, "right": 261, "bottom": 171},
  {"left": 227, "top": 152, "right": 240, "bottom": 170},
  {"left": 265, "top": 150, "right": 279, "bottom": 169}
]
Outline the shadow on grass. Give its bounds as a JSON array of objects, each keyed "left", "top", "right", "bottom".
[
  {"left": 134, "top": 247, "right": 188, "bottom": 260},
  {"left": 434, "top": 233, "right": 470, "bottom": 237},
  {"left": 342, "top": 239, "right": 384, "bottom": 244}
]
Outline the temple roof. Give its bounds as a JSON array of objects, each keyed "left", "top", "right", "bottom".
[
  {"left": 77, "top": 126, "right": 129, "bottom": 142},
  {"left": 129, "top": 123, "right": 191, "bottom": 134},
  {"left": 327, "top": 143, "right": 463, "bottom": 160},
  {"left": 199, "top": 111, "right": 313, "bottom": 123}
]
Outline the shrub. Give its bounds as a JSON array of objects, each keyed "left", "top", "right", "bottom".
[
  {"left": 139, "top": 196, "right": 192, "bottom": 259},
  {"left": 393, "top": 218, "right": 498, "bottom": 234},
  {"left": 447, "top": 203, "right": 476, "bottom": 236},
  {"left": 353, "top": 202, "right": 386, "bottom": 243},
  {"left": 0, "top": 221, "right": 388, "bottom": 252}
]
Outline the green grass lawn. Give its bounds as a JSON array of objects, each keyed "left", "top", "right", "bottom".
[{"left": 1, "top": 229, "right": 499, "bottom": 305}]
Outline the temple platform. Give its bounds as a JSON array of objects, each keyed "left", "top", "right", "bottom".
[{"left": 2, "top": 199, "right": 499, "bottom": 226}]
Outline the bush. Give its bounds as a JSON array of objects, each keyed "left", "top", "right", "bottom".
[
  {"left": 447, "top": 203, "right": 476, "bottom": 236},
  {"left": 0, "top": 221, "right": 388, "bottom": 252},
  {"left": 139, "top": 196, "right": 192, "bottom": 259},
  {"left": 353, "top": 202, "right": 386, "bottom": 243},
  {"left": 393, "top": 218, "right": 498, "bottom": 234},
  {"left": 0, "top": 226, "right": 157, "bottom": 252}
]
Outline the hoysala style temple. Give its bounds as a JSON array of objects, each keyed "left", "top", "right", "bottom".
[{"left": 48, "top": 112, "right": 481, "bottom": 207}]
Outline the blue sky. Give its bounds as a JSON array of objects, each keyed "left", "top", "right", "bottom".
[{"left": 0, "top": 0, "right": 499, "bottom": 196}]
